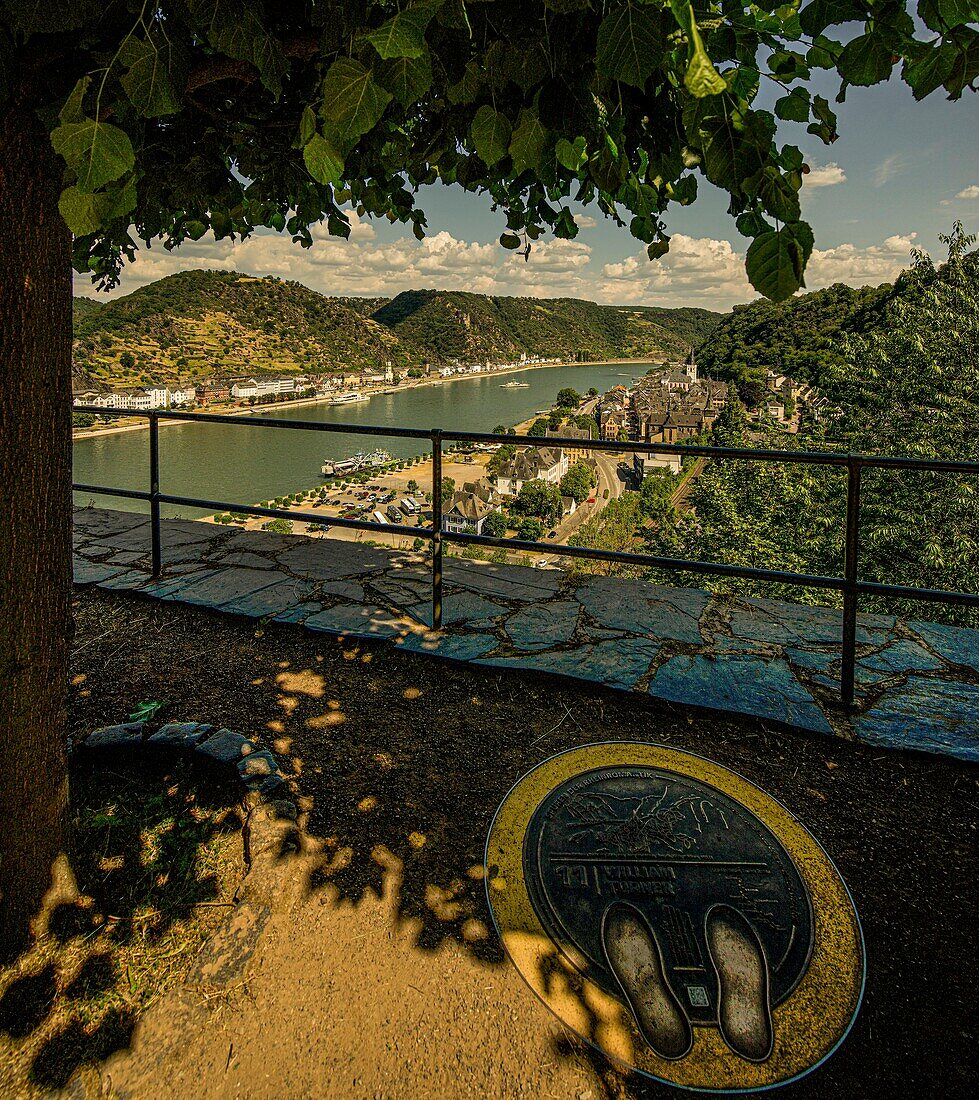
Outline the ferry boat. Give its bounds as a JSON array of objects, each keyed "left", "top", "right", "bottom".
[
  {"left": 321, "top": 448, "right": 392, "bottom": 477},
  {"left": 328, "top": 391, "right": 370, "bottom": 405},
  {"left": 500, "top": 380, "right": 530, "bottom": 388}
]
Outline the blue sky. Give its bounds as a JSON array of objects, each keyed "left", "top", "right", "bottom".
[{"left": 77, "top": 72, "right": 978, "bottom": 313}]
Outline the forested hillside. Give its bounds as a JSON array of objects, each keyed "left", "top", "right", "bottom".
[
  {"left": 654, "top": 232, "right": 979, "bottom": 625},
  {"left": 373, "top": 290, "right": 703, "bottom": 363},
  {"left": 697, "top": 282, "right": 893, "bottom": 390},
  {"left": 71, "top": 270, "right": 720, "bottom": 390},
  {"left": 72, "top": 271, "right": 406, "bottom": 391}
]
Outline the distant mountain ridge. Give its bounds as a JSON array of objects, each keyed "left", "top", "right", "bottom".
[{"left": 71, "top": 270, "right": 721, "bottom": 392}]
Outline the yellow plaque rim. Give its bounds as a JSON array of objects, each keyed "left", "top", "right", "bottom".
[{"left": 485, "top": 742, "right": 865, "bottom": 1094}]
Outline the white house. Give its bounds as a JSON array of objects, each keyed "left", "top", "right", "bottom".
[
  {"left": 442, "top": 493, "right": 497, "bottom": 535},
  {"left": 495, "top": 447, "right": 568, "bottom": 497},
  {"left": 633, "top": 451, "right": 682, "bottom": 479}
]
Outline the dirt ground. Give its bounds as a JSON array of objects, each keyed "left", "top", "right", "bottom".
[{"left": 52, "top": 589, "right": 979, "bottom": 1099}]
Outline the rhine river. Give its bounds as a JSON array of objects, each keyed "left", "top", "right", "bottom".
[{"left": 72, "top": 362, "right": 649, "bottom": 518}]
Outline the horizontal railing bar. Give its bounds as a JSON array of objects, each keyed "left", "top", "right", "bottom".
[
  {"left": 153, "top": 494, "right": 425, "bottom": 539},
  {"left": 72, "top": 406, "right": 979, "bottom": 473},
  {"left": 73, "top": 406, "right": 433, "bottom": 440},
  {"left": 441, "top": 530, "right": 847, "bottom": 591},
  {"left": 73, "top": 483, "right": 152, "bottom": 501},
  {"left": 856, "top": 579, "right": 979, "bottom": 609},
  {"left": 72, "top": 479, "right": 979, "bottom": 606},
  {"left": 441, "top": 429, "right": 852, "bottom": 467}
]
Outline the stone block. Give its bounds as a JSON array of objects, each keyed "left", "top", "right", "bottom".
[
  {"left": 84, "top": 723, "right": 145, "bottom": 749},
  {"left": 855, "top": 676, "right": 979, "bottom": 763},
  {"left": 909, "top": 620, "right": 979, "bottom": 675},
  {"left": 648, "top": 653, "right": 833, "bottom": 735},
  {"left": 506, "top": 601, "right": 581, "bottom": 651},
  {"left": 237, "top": 750, "right": 278, "bottom": 781},
  {"left": 148, "top": 722, "right": 212, "bottom": 747},
  {"left": 196, "top": 728, "right": 251, "bottom": 765}
]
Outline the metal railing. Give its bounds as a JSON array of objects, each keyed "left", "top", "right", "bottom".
[{"left": 72, "top": 405, "right": 979, "bottom": 709}]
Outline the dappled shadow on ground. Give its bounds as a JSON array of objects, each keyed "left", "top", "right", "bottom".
[
  {"left": 64, "top": 588, "right": 979, "bottom": 1098},
  {"left": 0, "top": 755, "right": 244, "bottom": 1093}
]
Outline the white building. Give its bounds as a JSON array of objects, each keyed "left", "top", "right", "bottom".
[
  {"left": 633, "top": 451, "right": 682, "bottom": 478},
  {"left": 495, "top": 447, "right": 568, "bottom": 497}
]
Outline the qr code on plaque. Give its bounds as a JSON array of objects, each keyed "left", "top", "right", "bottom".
[{"left": 686, "top": 986, "right": 710, "bottom": 1008}]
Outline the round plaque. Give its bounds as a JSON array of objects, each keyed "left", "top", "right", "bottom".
[{"left": 485, "top": 743, "right": 864, "bottom": 1092}]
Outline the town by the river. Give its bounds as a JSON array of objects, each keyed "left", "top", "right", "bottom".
[{"left": 72, "top": 362, "right": 650, "bottom": 518}]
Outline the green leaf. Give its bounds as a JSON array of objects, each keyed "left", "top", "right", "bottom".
[
  {"left": 119, "top": 37, "right": 181, "bottom": 117},
  {"left": 837, "top": 34, "right": 894, "bottom": 87},
  {"left": 320, "top": 58, "right": 392, "bottom": 143},
  {"left": 697, "top": 113, "right": 766, "bottom": 194},
  {"left": 508, "top": 109, "right": 547, "bottom": 175},
  {"left": 746, "top": 166, "right": 802, "bottom": 223},
  {"left": 775, "top": 88, "right": 811, "bottom": 122},
  {"left": 555, "top": 136, "right": 588, "bottom": 173},
  {"left": 595, "top": 3, "right": 663, "bottom": 89},
  {"left": 303, "top": 132, "right": 345, "bottom": 186},
  {"left": 798, "top": 0, "right": 866, "bottom": 37},
  {"left": 470, "top": 106, "right": 511, "bottom": 167},
  {"left": 670, "top": 1, "right": 727, "bottom": 98},
  {"left": 128, "top": 700, "right": 165, "bottom": 723},
  {"left": 58, "top": 186, "right": 102, "bottom": 235},
  {"left": 647, "top": 238, "right": 671, "bottom": 260},
  {"left": 59, "top": 76, "right": 90, "bottom": 125},
  {"left": 746, "top": 226, "right": 807, "bottom": 301},
  {"left": 736, "top": 209, "right": 773, "bottom": 238},
  {"left": 192, "top": 1, "right": 286, "bottom": 96},
  {"left": 381, "top": 53, "right": 433, "bottom": 106},
  {"left": 500, "top": 231, "right": 522, "bottom": 249},
  {"left": 50, "top": 120, "right": 135, "bottom": 192},
  {"left": 365, "top": 7, "right": 433, "bottom": 61},
  {"left": 903, "top": 43, "right": 957, "bottom": 101},
  {"left": 447, "top": 60, "right": 482, "bottom": 105},
  {"left": 298, "top": 105, "right": 317, "bottom": 148}
]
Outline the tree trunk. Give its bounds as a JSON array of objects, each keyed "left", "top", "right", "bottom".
[{"left": 0, "top": 94, "right": 73, "bottom": 953}]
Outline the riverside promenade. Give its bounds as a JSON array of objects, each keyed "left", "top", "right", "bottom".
[{"left": 73, "top": 506, "right": 979, "bottom": 763}]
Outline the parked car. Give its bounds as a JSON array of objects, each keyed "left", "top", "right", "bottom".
[
  {"left": 534, "top": 558, "right": 549, "bottom": 569},
  {"left": 547, "top": 530, "right": 557, "bottom": 538}
]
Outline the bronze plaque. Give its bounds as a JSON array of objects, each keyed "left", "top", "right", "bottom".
[{"left": 523, "top": 765, "right": 813, "bottom": 1030}]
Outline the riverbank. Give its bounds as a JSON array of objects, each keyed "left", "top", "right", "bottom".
[{"left": 71, "top": 357, "right": 658, "bottom": 441}]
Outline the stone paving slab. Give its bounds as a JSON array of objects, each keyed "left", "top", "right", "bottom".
[{"left": 71, "top": 508, "right": 979, "bottom": 763}]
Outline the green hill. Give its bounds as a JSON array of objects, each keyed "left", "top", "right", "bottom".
[
  {"left": 373, "top": 289, "right": 703, "bottom": 364},
  {"left": 72, "top": 270, "right": 720, "bottom": 391},
  {"left": 696, "top": 281, "right": 894, "bottom": 390}
]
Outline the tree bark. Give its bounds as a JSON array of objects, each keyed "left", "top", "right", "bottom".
[{"left": 0, "top": 94, "right": 73, "bottom": 952}]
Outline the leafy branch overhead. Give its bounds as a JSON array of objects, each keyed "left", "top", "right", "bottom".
[{"left": 4, "top": 1, "right": 977, "bottom": 301}]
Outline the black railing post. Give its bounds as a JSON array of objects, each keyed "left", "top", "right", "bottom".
[
  {"left": 840, "top": 456, "right": 862, "bottom": 708},
  {"left": 431, "top": 429, "right": 443, "bottom": 629},
  {"left": 149, "top": 413, "right": 162, "bottom": 577}
]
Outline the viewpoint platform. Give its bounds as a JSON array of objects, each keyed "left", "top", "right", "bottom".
[{"left": 486, "top": 743, "right": 865, "bottom": 1093}]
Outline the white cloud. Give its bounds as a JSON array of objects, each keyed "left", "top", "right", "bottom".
[
  {"left": 600, "top": 234, "right": 754, "bottom": 310},
  {"left": 72, "top": 221, "right": 919, "bottom": 313},
  {"left": 573, "top": 213, "right": 597, "bottom": 229},
  {"left": 804, "top": 163, "right": 846, "bottom": 188},
  {"left": 955, "top": 185, "right": 979, "bottom": 200},
  {"left": 874, "top": 154, "right": 908, "bottom": 187},
  {"left": 806, "top": 233, "right": 916, "bottom": 288}
]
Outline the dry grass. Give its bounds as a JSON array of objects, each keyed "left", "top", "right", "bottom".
[{"left": 0, "top": 758, "right": 245, "bottom": 1096}]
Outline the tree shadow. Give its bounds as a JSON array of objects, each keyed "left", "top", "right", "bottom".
[{"left": 0, "top": 752, "right": 245, "bottom": 1091}]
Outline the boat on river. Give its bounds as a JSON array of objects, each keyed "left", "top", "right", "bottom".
[
  {"left": 500, "top": 380, "right": 530, "bottom": 388},
  {"left": 321, "top": 448, "right": 392, "bottom": 477},
  {"left": 329, "top": 391, "right": 369, "bottom": 405}
]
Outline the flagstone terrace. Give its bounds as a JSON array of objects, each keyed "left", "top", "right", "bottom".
[{"left": 73, "top": 506, "right": 979, "bottom": 763}]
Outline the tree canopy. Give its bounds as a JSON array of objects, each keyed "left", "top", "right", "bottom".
[{"left": 5, "top": 1, "right": 976, "bottom": 303}]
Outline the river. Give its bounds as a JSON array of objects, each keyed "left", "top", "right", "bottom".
[{"left": 72, "top": 362, "right": 649, "bottom": 518}]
